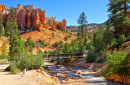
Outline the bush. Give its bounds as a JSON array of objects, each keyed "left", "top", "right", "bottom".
[
  {"left": 95, "top": 56, "right": 105, "bottom": 63},
  {"left": 118, "top": 34, "right": 126, "bottom": 44},
  {"left": 63, "top": 58, "right": 73, "bottom": 63},
  {"left": 106, "top": 49, "right": 129, "bottom": 75},
  {"left": 64, "top": 36, "right": 68, "bottom": 41},
  {"left": 5, "top": 54, "right": 44, "bottom": 72},
  {"left": 5, "top": 63, "right": 21, "bottom": 74},
  {"left": 10, "top": 66, "right": 21, "bottom": 74},
  {"left": 86, "top": 51, "right": 96, "bottom": 63},
  {"left": 111, "top": 42, "right": 121, "bottom": 50}
]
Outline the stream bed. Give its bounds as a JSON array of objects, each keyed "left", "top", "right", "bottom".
[{"left": 45, "top": 62, "right": 123, "bottom": 85}]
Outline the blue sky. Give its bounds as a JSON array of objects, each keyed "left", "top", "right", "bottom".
[{"left": 1, "top": 0, "right": 109, "bottom": 26}]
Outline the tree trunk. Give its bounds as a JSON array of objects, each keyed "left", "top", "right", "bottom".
[
  {"left": 124, "top": 2, "right": 127, "bottom": 36},
  {"left": 82, "top": 26, "right": 83, "bottom": 39}
]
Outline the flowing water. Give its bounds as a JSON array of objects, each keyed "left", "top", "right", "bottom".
[{"left": 45, "top": 62, "right": 123, "bottom": 85}]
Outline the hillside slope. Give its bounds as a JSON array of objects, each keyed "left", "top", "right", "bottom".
[{"left": 21, "top": 28, "right": 77, "bottom": 45}]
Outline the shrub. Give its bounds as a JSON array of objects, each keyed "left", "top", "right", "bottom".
[
  {"left": 118, "top": 34, "right": 126, "bottom": 44},
  {"left": 95, "top": 56, "right": 105, "bottom": 63},
  {"left": 64, "top": 36, "right": 68, "bottom": 41},
  {"left": 5, "top": 54, "right": 44, "bottom": 72},
  {"left": 106, "top": 49, "right": 129, "bottom": 75},
  {"left": 111, "top": 42, "right": 121, "bottom": 50},
  {"left": 86, "top": 51, "right": 96, "bottom": 63},
  {"left": 63, "top": 58, "right": 73, "bottom": 63},
  {"left": 10, "top": 66, "right": 21, "bottom": 74}
]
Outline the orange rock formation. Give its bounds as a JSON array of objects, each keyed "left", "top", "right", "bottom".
[
  {"left": 0, "top": 4, "right": 8, "bottom": 12},
  {"left": 1, "top": 4, "right": 67, "bottom": 32}
]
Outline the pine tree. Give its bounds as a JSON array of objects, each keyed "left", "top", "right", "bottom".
[
  {"left": 107, "top": 0, "right": 130, "bottom": 36},
  {"left": 5, "top": 6, "right": 17, "bottom": 44},
  {"left": 9, "top": 31, "right": 25, "bottom": 61},
  {"left": 77, "top": 12, "right": 88, "bottom": 39},
  {"left": 0, "top": 14, "right": 4, "bottom": 36}
]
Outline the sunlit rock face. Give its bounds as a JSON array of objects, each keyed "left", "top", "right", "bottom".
[{"left": 1, "top": 4, "right": 67, "bottom": 32}]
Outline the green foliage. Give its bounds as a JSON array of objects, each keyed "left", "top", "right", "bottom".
[
  {"left": 5, "top": 63, "right": 21, "bottom": 74},
  {"left": 103, "top": 29, "right": 115, "bottom": 46},
  {"left": 102, "top": 71, "right": 109, "bottom": 77},
  {"left": 50, "top": 59, "right": 57, "bottom": 63},
  {"left": 10, "top": 65, "right": 21, "bottom": 74},
  {"left": 77, "top": 12, "right": 88, "bottom": 39},
  {"left": 63, "top": 58, "right": 73, "bottom": 63},
  {"left": 5, "top": 7, "right": 17, "bottom": 38},
  {"left": 37, "top": 50, "right": 45, "bottom": 55},
  {"left": 106, "top": 49, "right": 129, "bottom": 75},
  {"left": 118, "top": 34, "right": 126, "bottom": 44},
  {"left": 0, "top": 14, "right": 4, "bottom": 36},
  {"left": 111, "top": 42, "right": 121, "bottom": 50},
  {"left": 86, "top": 51, "right": 96, "bottom": 63},
  {"left": 0, "top": 42, "right": 8, "bottom": 59},
  {"left": 64, "top": 36, "right": 68, "bottom": 41},
  {"left": 71, "top": 39, "right": 79, "bottom": 52},
  {"left": 95, "top": 56, "right": 105, "bottom": 63},
  {"left": 78, "top": 39, "right": 86, "bottom": 53},
  {"left": 52, "top": 41, "right": 63, "bottom": 48},
  {"left": 26, "top": 37, "right": 35, "bottom": 51},
  {"left": 9, "top": 31, "right": 25, "bottom": 61},
  {"left": 6, "top": 54, "right": 44, "bottom": 72},
  {"left": 107, "top": 0, "right": 130, "bottom": 35},
  {"left": 62, "top": 42, "right": 73, "bottom": 53},
  {"left": 36, "top": 39, "right": 49, "bottom": 46}
]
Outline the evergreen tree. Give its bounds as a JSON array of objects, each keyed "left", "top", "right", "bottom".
[
  {"left": 71, "top": 39, "right": 79, "bottom": 52},
  {"left": 63, "top": 42, "right": 72, "bottom": 53},
  {"left": 9, "top": 31, "right": 25, "bottom": 61},
  {"left": 77, "top": 12, "right": 88, "bottom": 39},
  {"left": 78, "top": 39, "right": 86, "bottom": 53},
  {"left": 107, "top": 0, "right": 130, "bottom": 36},
  {"left": 0, "top": 14, "right": 4, "bottom": 36},
  {"left": 5, "top": 6, "right": 17, "bottom": 44}
]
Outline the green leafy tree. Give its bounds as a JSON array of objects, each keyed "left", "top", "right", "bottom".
[
  {"left": 0, "top": 14, "right": 4, "bottom": 36},
  {"left": 107, "top": 0, "right": 130, "bottom": 36},
  {"left": 77, "top": 12, "right": 88, "bottom": 39}
]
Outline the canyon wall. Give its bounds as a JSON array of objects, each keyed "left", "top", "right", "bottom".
[
  {"left": 46, "top": 17, "right": 66, "bottom": 31},
  {"left": 1, "top": 4, "right": 66, "bottom": 32}
]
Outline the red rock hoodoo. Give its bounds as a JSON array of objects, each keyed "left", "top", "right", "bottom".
[{"left": 0, "top": 4, "right": 67, "bottom": 32}]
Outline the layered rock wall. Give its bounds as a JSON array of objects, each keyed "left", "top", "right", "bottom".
[
  {"left": 46, "top": 17, "right": 66, "bottom": 31},
  {"left": 1, "top": 4, "right": 66, "bottom": 32}
]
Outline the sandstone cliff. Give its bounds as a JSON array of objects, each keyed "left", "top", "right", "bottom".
[{"left": 1, "top": 4, "right": 67, "bottom": 32}]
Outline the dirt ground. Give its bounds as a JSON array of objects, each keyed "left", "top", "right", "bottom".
[{"left": 0, "top": 61, "right": 92, "bottom": 85}]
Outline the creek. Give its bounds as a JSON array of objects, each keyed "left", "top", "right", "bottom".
[{"left": 45, "top": 61, "right": 123, "bottom": 85}]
